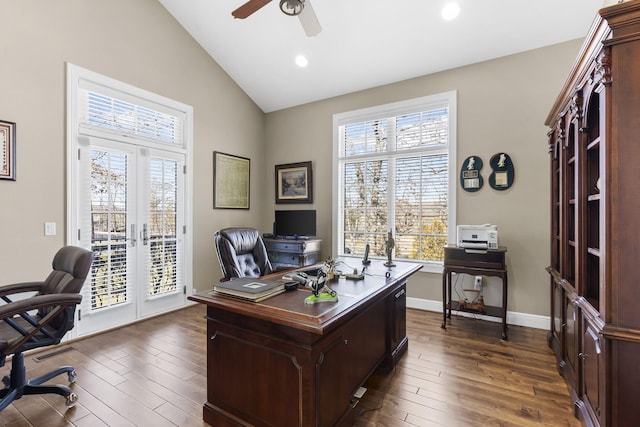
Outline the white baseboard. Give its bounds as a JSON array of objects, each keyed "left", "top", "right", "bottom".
[{"left": 407, "top": 297, "right": 550, "bottom": 330}]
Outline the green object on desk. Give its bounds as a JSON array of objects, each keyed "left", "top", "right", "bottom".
[{"left": 304, "top": 293, "right": 338, "bottom": 304}]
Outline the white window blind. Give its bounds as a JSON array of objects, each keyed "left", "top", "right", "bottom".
[
  {"left": 335, "top": 92, "right": 456, "bottom": 267},
  {"left": 147, "top": 156, "right": 181, "bottom": 297},
  {"left": 78, "top": 79, "right": 184, "bottom": 147},
  {"left": 86, "top": 147, "right": 132, "bottom": 311}
]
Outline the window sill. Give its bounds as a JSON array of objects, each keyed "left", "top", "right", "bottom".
[{"left": 338, "top": 255, "right": 443, "bottom": 274}]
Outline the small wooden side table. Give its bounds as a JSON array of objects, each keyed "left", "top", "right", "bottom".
[{"left": 441, "top": 245, "right": 508, "bottom": 340}]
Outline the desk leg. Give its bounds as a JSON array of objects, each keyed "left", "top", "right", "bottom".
[
  {"left": 441, "top": 270, "right": 447, "bottom": 329},
  {"left": 501, "top": 273, "right": 508, "bottom": 340}
]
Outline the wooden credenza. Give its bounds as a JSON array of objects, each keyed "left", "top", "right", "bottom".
[
  {"left": 263, "top": 237, "right": 322, "bottom": 270},
  {"left": 189, "top": 259, "right": 421, "bottom": 426},
  {"left": 545, "top": 2, "right": 640, "bottom": 426}
]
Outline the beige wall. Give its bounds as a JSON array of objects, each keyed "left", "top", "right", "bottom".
[
  {"left": 0, "top": 0, "right": 266, "bottom": 288},
  {"left": 264, "top": 39, "right": 583, "bottom": 316},
  {"left": 0, "top": 0, "right": 585, "bottom": 318}
]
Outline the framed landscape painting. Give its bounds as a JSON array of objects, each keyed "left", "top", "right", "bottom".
[{"left": 275, "top": 161, "right": 312, "bottom": 204}]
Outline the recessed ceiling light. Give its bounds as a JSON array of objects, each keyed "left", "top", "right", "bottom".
[
  {"left": 441, "top": 2, "right": 460, "bottom": 21},
  {"left": 295, "top": 55, "right": 308, "bottom": 68}
]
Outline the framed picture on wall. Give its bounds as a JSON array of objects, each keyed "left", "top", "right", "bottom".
[
  {"left": 275, "top": 161, "right": 312, "bottom": 204},
  {"left": 213, "top": 151, "right": 250, "bottom": 209},
  {"left": 0, "top": 120, "right": 16, "bottom": 181}
]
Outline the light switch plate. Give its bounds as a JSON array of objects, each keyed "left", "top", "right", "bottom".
[{"left": 44, "top": 222, "right": 57, "bottom": 236}]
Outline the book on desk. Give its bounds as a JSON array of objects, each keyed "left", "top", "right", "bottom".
[{"left": 212, "top": 277, "right": 284, "bottom": 302}]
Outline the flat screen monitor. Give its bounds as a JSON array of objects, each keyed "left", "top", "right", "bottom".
[{"left": 274, "top": 210, "right": 316, "bottom": 238}]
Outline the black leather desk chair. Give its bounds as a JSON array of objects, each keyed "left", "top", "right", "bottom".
[{"left": 214, "top": 228, "right": 273, "bottom": 281}]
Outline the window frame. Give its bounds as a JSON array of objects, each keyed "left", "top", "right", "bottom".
[
  {"left": 332, "top": 91, "right": 457, "bottom": 273},
  {"left": 66, "top": 63, "right": 194, "bottom": 336}
]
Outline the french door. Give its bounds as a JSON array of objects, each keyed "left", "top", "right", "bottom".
[{"left": 77, "top": 137, "right": 186, "bottom": 336}]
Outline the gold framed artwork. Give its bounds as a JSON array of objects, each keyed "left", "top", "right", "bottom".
[
  {"left": 213, "top": 151, "right": 250, "bottom": 209},
  {"left": 0, "top": 120, "right": 16, "bottom": 181},
  {"left": 275, "top": 161, "right": 312, "bottom": 204}
]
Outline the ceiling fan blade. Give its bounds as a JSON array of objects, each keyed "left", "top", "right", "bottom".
[
  {"left": 232, "top": 0, "right": 272, "bottom": 19},
  {"left": 299, "top": 0, "right": 321, "bottom": 37}
]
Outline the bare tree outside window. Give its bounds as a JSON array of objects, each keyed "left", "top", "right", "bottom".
[{"left": 337, "top": 93, "right": 455, "bottom": 265}]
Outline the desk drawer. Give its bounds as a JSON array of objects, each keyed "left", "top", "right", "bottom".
[
  {"left": 444, "top": 246, "right": 505, "bottom": 270},
  {"left": 268, "top": 251, "right": 319, "bottom": 268},
  {"left": 264, "top": 239, "right": 321, "bottom": 254}
]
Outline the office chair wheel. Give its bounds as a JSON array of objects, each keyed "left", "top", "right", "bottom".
[
  {"left": 1, "top": 375, "right": 9, "bottom": 387},
  {"left": 65, "top": 392, "right": 78, "bottom": 407},
  {"left": 68, "top": 370, "right": 77, "bottom": 383}
]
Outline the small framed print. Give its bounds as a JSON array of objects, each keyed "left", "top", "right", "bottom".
[
  {"left": 0, "top": 120, "right": 16, "bottom": 181},
  {"left": 463, "top": 170, "right": 480, "bottom": 190},
  {"left": 275, "top": 161, "right": 313, "bottom": 204}
]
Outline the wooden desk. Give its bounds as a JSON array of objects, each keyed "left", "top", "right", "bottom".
[
  {"left": 189, "top": 259, "right": 421, "bottom": 427},
  {"left": 441, "top": 245, "right": 508, "bottom": 340}
]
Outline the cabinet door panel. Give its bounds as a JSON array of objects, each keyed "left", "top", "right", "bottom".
[
  {"left": 390, "top": 285, "right": 407, "bottom": 354},
  {"left": 317, "top": 297, "right": 387, "bottom": 426},
  {"left": 553, "top": 284, "right": 563, "bottom": 339},
  {"left": 348, "top": 297, "right": 386, "bottom": 386},
  {"left": 318, "top": 336, "right": 350, "bottom": 427},
  {"left": 565, "top": 301, "right": 578, "bottom": 376},
  {"left": 581, "top": 321, "right": 602, "bottom": 424}
]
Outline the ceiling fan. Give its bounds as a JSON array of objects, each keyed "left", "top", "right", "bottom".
[{"left": 232, "top": 0, "right": 322, "bottom": 37}]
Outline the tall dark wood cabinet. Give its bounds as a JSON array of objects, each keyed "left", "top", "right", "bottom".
[{"left": 545, "top": 2, "right": 640, "bottom": 426}]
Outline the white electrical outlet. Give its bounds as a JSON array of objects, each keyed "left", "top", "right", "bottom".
[
  {"left": 44, "top": 222, "right": 57, "bottom": 236},
  {"left": 474, "top": 275, "right": 482, "bottom": 290}
]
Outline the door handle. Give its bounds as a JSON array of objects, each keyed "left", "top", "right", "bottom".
[
  {"left": 141, "top": 224, "right": 149, "bottom": 246},
  {"left": 128, "top": 224, "right": 136, "bottom": 247}
]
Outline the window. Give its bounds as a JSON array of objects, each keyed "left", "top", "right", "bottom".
[
  {"left": 334, "top": 92, "right": 456, "bottom": 271},
  {"left": 80, "top": 90, "right": 184, "bottom": 146}
]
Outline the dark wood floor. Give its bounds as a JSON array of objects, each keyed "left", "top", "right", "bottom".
[{"left": 0, "top": 305, "right": 579, "bottom": 426}]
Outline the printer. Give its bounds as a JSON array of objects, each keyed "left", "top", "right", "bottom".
[{"left": 457, "top": 224, "right": 498, "bottom": 249}]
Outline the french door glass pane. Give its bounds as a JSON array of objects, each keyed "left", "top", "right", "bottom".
[
  {"left": 148, "top": 158, "right": 178, "bottom": 296},
  {"left": 90, "top": 149, "right": 129, "bottom": 309}
]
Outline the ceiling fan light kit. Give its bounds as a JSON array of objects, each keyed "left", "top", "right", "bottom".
[
  {"left": 231, "top": 0, "right": 321, "bottom": 37},
  {"left": 280, "top": 0, "right": 304, "bottom": 16}
]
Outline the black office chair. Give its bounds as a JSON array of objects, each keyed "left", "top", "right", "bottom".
[
  {"left": 214, "top": 228, "right": 273, "bottom": 281},
  {"left": 0, "top": 245, "right": 93, "bottom": 411}
]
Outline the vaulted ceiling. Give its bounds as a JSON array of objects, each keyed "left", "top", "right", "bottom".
[{"left": 159, "top": 0, "right": 604, "bottom": 113}]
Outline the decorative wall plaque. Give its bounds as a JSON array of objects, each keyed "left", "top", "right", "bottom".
[
  {"left": 460, "top": 155, "right": 483, "bottom": 192},
  {"left": 488, "top": 152, "right": 515, "bottom": 190}
]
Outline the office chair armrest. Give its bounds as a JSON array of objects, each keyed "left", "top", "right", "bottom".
[
  {"left": 0, "top": 293, "right": 83, "bottom": 355},
  {"left": 0, "top": 293, "right": 82, "bottom": 320},
  {"left": 0, "top": 281, "right": 44, "bottom": 298}
]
